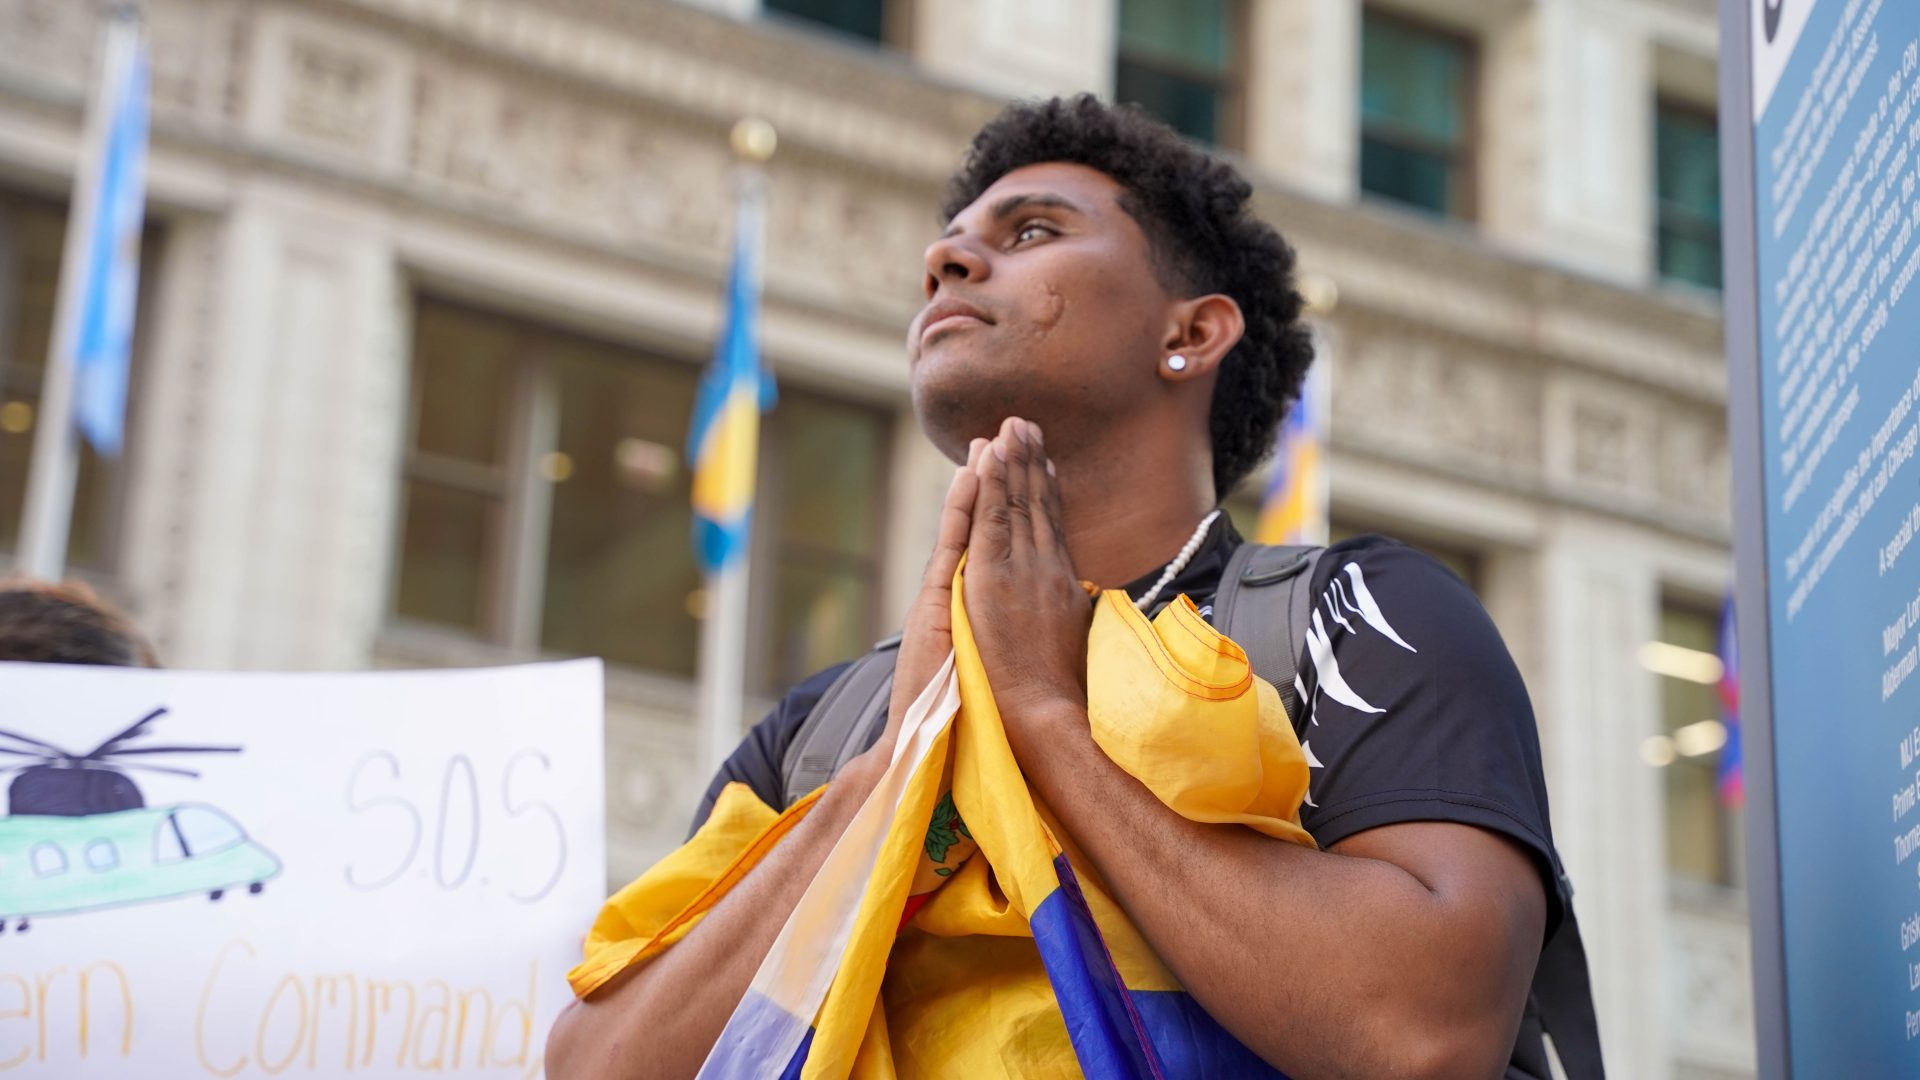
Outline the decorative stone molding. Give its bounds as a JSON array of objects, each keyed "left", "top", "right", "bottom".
[
  {"left": 408, "top": 52, "right": 731, "bottom": 256},
  {"left": 402, "top": 44, "right": 932, "bottom": 321},
  {"left": 1570, "top": 396, "right": 1639, "bottom": 490},
  {"left": 1668, "top": 898, "right": 1760, "bottom": 1074},
  {"left": 1331, "top": 311, "right": 1730, "bottom": 540},
  {"left": 336, "top": 0, "right": 986, "bottom": 182},
  {"left": 1655, "top": 403, "right": 1734, "bottom": 520},
  {"left": 0, "top": 0, "right": 247, "bottom": 129},
  {"left": 283, "top": 36, "right": 381, "bottom": 148},
  {"left": 148, "top": 0, "right": 248, "bottom": 126},
  {"left": 1333, "top": 323, "right": 1545, "bottom": 478},
  {"left": 248, "top": 7, "right": 412, "bottom": 172},
  {"left": 766, "top": 157, "right": 930, "bottom": 315},
  {"left": 0, "top": 0, "right": 95, "bottom": 99}
]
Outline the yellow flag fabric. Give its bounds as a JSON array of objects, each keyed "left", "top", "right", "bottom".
[{"left": 569, "top": 576, "right": 1315, "bottom": 1079}]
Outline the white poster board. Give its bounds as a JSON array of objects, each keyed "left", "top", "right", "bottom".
[{"left": 0, "top": 660, "right": 605, "bottom": 1079}]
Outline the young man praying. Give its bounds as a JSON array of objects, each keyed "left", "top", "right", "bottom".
[{"left": 549, "top": 95, "right": 1572, "bottom": 1080}]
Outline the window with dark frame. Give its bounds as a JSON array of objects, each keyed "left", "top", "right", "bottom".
[
  {"left": 1114, "top": 0, "right": 1244, "bottom": 147},
  {"left": 1358, "top": 8, "right": 1478, "bottom": 219},
  {"left": 1645, "top": 598, "right": 1743, "bottom": 889},
  {"left": 762, "top": 0, "right": 895, "bottom": 46},
  {"left": 0, "top": 188, "right": 142, "bottom": 572},
  {"left": 1655, "top": 100, "right": 1723, "bottom": 292},
  {"left": 755, "top": 392, "right": 888, "bottom": 694},
  {"left": 393, "top": 297, "right": 890, "bottom": 694}
]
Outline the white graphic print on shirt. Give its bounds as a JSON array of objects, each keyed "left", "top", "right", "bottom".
[{"left": 1296, "top": 561, "right": 1418, "bottom": 807}]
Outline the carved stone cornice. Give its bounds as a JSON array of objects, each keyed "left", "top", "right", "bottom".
[
  {"left": 1258, "top": 184, "right": 1728, "bottom": 409},
  {"left": 326, "top": 0, "right": 993, "bottom": 182},
  {"left": 1329, "top": 307, "right": 1732, "bottom": 544}
]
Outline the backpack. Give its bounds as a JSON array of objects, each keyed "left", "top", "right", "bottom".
[{"left": 776, "top": 542, "right": 1605, "bottom": 1080}]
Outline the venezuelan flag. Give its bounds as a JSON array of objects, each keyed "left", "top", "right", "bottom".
[
  {"left": 570, "top": 561, "right": 1316, "bottom": 1078},
  {"left": 688, "top": 185, "right": 776, "bottom": 574},
  {"left": 1254, "top": 364, "right": 1327, "bottom": 546}
]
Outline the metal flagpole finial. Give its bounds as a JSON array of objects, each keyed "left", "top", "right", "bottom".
[
  {"left": 1299, "top": 272, "right": 1339, "bottom": 316},
  {"left": 729, "top": 118, "right": 778, "bottom": 164}
]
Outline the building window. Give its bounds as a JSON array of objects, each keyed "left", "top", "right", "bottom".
[
  {"left": 1641, "top": 599, "right": 1742, "bottom": 888},
  {"left": 393, "top": 298, "right": 889, "bottom": 692},
  {"left": 1115, "top": 0, "right": 1242, "bottom": 146},
  {"left": 0, "top": 190, "right": 137, "bottom": 570},
  {"left": 757, "top": 393, "right": 889, "bottom": 692},
  {"left": 1655, "top": 101, "right": 1722, "bottom": 291},
  {"left": 763, "top": 0, "right": 892, "bottom": 45},
  {"left": 1358, "top": 9, "right": 1477, "bottom": 218}
]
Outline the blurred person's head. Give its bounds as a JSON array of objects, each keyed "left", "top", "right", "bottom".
[
  {"left": 0, "top": 578, "right": 158, "bottom": 667},
  {"left": 912, "top": 94, "right": 1313, "bottom": 504}
]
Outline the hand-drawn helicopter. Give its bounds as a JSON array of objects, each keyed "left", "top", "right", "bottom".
[{"left": 0, "top": 707, "right": 282, "bottom": 932}]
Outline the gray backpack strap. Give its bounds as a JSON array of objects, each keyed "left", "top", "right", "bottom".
[
  {"left": 779, "top": 635, "right": 900, "bottom": 808},
  {"left": 1211, "top": 542, "right": 1324, "bottom": 727}
]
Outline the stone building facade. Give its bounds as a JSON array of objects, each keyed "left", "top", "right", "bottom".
[{"left": 0, "top": 0, "right": 1747, "bottom": 1075}]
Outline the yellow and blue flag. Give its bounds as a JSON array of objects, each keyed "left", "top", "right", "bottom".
[
  {"left": 1254, "top": 364, "right": 1327, "bottom": 546},
  {"left": 72, "top": 29, "right": 149, "bottom": 457},
  {"left": 571, "top": 562, "right": 1317, "bottom": 1078},
  {"left": 688, "top": 185, "right": 776, "bottom": 574}
]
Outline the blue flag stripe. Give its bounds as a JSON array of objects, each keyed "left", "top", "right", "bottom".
[{"left": 72, "top": 41, "right": 148, "bottom": 457}]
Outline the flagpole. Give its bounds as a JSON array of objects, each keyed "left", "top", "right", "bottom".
[
  {"left": 694, "top": 119, "right": 777, "bottom": 780},
  {"left": 1298, "top": 275, "right": 1337, "bottom": 546},
  {"left": 16, "top": 2, "right": 142, "bottom": 581}
]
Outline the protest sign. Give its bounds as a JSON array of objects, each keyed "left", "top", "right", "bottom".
[{"left": 0, "top": 659, "right": 604, "bottom": 1078}]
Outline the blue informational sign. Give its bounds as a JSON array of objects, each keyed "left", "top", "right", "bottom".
[{"left": 1733, "top": 0, "right": 1920, "bottom": 1072}]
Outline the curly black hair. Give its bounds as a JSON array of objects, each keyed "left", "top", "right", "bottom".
[{"left": 939, "top": 94, "right": 1315, "bottom": 499}]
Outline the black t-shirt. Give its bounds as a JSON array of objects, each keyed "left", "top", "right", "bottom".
[{"left": 690, "top": 514, "right": 1565, "bottom": 932}]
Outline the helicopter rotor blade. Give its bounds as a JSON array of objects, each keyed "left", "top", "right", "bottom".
[
  {"left": 97, "top": 745, "right": 242, "bottom": 758},
  {"left": 0, "top": 727, "right": 71, "bottom": 756},
  {"left": 114, "top": 763, "right": 202, "bottom": 778},
  {"left": 83, "top": 707, "right": 170, "bottom": 760}
]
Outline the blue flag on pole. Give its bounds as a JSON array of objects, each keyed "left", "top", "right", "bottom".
[
  {"left": 71, "top": 39, "right": 149, "bottom": 457},
  {"left": 687, "top": 188, "right": 775, "bottom": 575},
  {"left": 1254, "top": 363, "right": 1328, "bottom": 545}
]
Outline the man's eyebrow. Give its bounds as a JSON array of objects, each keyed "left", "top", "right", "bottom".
[{"left": 941, "top": 193, "right": 1083, "bottom": 239}]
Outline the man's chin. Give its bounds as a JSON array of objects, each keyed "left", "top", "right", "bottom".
[{"left": 910, "top": 349, "right": 1029, "bottom": 462}]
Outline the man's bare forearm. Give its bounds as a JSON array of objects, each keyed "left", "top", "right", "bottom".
[
  {"left": 1013, "top": 703, "right": 1543, "bottom": 1080},
  {"left": 545, "top": 754, "right": 884, "bottom": 1080}
]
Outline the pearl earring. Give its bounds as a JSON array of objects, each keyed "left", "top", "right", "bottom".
[{"left": 1167, "top": 355, "right": 1188, "bottom": 372}]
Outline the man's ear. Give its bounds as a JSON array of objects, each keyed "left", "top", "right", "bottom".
[{"left": 1158, "top": 294, "right": 1245, "bottom": 383}]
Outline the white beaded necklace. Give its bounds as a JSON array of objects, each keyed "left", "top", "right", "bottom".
[{"left": 1132, "top": 509, "right": 1223, "bottom": 613}]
